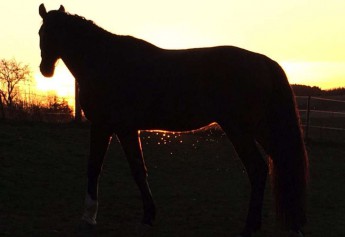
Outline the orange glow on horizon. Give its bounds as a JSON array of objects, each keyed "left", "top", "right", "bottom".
[
  {"left": 34, "top": 62, "right": 75, "bottom": 108},
  {"left": 281, "top": 61, "right": 345, "bottom": 89}
]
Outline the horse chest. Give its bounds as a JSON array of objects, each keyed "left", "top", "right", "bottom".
[{"left": 78, "top": 85, "right": 148, "bottom": 124}]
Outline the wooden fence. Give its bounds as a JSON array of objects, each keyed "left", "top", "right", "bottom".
[{"left": 296, "top": 96, "right": 345, "bottom": 143}]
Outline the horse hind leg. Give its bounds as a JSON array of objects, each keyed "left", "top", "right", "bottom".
[{"left": 221, "top": 126, "right": 268, "bottom": 237}]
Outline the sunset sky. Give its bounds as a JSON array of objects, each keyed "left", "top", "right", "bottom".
[{"left": 1, "top": 0, "right": 344, "bottom": 100}]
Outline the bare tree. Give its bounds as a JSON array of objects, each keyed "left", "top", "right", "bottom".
[{"left": 0, "top": 59, "right": 31, "bottom": 107}]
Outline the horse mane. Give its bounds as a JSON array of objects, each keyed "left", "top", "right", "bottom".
[
  {"left": 47, "top": 10, "right": 159, "bottom": 51},
  {"left": 65, "top": 12, "right": 111, "bottom": 37}
]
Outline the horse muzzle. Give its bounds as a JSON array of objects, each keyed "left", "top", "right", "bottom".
[{"left": 40, "top": 61, "right": 55, "bottom": 78}]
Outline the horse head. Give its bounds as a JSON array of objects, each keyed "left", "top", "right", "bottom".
[{"left": 38, "top": 4, "right": 66, "bottom": 77}]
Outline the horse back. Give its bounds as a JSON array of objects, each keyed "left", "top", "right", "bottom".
[{"left": 81, "top": 45, "right": 278, "bottom": 131}]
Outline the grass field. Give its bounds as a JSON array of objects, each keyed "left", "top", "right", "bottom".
[{"left": 1, "top": 121, "right": 345, "bottom": 236}]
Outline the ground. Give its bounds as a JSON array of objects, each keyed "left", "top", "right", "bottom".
[{"left": 0, "top": 121, "right": 344, "bottom": 236}]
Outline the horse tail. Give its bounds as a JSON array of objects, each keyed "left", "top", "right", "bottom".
[{"left": 266, "top": 60, "right": 309, "bottom": 230}]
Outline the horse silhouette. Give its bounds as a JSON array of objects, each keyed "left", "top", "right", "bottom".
[{"left": 38, "top": 4, "right": 308, "bottom": 237}]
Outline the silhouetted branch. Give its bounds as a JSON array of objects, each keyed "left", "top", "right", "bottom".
[{"left": 0, "top": 58, "right": 31, "bottom": 107}]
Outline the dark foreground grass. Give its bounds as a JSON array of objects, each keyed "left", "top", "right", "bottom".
[{"left": 1, "top": 121, "right": 344, "bottom": 236}]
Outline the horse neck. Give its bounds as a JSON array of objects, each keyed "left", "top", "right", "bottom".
[
  {"left": 58, "top": 26, "right": 112, "bottom": 82},
  {"left": 59, "top": 28, "right": 159, "bottom": 86}
]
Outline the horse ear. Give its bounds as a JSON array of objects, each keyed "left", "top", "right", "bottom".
[
  {"left": 59, "top": 5, "right": 65, "bottom": 13},
  {"left": 39, "top": 3, "right": 47, "bottom": 18}
]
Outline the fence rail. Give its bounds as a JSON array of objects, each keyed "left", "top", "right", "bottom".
[
  {"left": 299, "top": 110, "right": 345, "bottom": 117},
  {"left": 296, "top": 96, "right": 345, "bottom": 142}
]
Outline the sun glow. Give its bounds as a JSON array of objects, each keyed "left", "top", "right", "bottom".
[
  {"left": 281, "top": 61, "right": 345, "bottom": 89},
  {"left": 35, "top": 62, "right": 75, "bottom": 107}
]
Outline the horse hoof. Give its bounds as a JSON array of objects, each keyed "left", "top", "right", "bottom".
[
  {"left": 142, "top": 213, "right": 155, "bottom": 227},
  {"left": 236, "top": 228, "right": 252, "bottom": 237},
  {"left": 77, "top": 220, "right": 96, "bottom": 236},
  {"left": 135, "top": 223, "right": 152, "bottom": 235},
  {"left": 288, "top": 230, "right": 304, "bottom": 237},
  {"left": 236, "top": 231, "right": 251, "bottom": 237}
]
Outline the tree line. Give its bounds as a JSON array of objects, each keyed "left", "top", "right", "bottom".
[
  {"left": 0, "top": 58, "right": 73, "bottom": 122},
  {"left": 291, "top": 84, "right": 345, "bottom": 96}
]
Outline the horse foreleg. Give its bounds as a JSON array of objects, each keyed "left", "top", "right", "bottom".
[
  {"left": 117, "top": 130, "right": 156, "bottom": 226},
  {"left": 223, "top": 130, "right": 268, "bottom": 237},
  {"left": 81, "top": 124, "right": 112, "bottom": 226}
]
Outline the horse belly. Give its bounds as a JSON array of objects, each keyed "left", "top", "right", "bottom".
[{"left": 138, "top": 98, "right": 215, "bottom": 131}]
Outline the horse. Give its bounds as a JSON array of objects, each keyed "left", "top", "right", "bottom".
[{"left": 38, "top": 4, "right": 308, "bottom": 237}]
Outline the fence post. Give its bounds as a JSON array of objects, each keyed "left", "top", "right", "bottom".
[
  {"left": 305, "top": 96, "right": 311, "bottom": 141},
  {"left": 0, "top": 95, "right": 5, "bottom": 120},
  {"left": 74, "top": 81, "right": 82, "bottom": 123}
]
